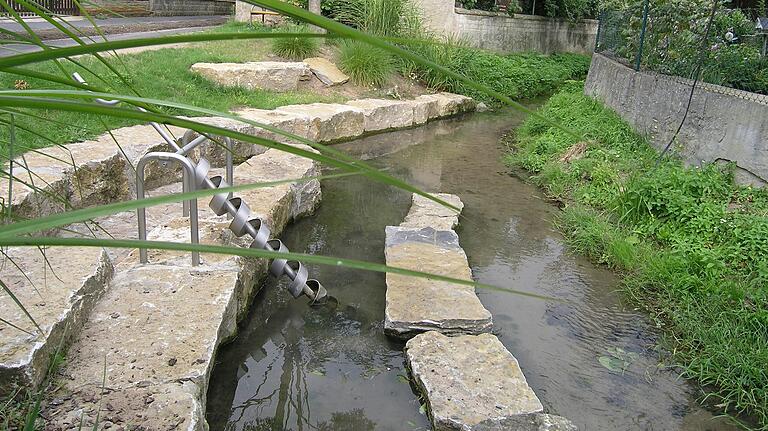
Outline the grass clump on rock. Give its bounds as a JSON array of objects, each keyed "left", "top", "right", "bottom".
[
  {"left": 270, "top": 24, "right": 320, "bottom": 60},
  {"left": 505, "top": 83, "right": 768, "bottom": 428},
  {"left": 338, "top": 40, "right": 394, "bottom": 87}
]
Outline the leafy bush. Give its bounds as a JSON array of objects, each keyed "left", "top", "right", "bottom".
[
  {"left": 338, "top": 40, "right": 394, "bottom": 87},
  {"left": 506, "top": 84, "right": 768, "bottom": 427},
  {"left": 602, "top": 1, "right": 768, "bottom": 94},
  {"left": 401, "top": 41, "right": 591, "bottom": 105},
  {"left": 270, "top": 25, "right": 320, "bottom": 59}
]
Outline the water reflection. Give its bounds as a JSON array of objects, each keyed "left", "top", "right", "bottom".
[{"left": 208, "top": 109, "right": 739, "bottom": 431}]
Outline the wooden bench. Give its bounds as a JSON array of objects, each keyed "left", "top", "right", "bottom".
[{"left": 250, "top": 6, "right": 280, "bottom": 25}]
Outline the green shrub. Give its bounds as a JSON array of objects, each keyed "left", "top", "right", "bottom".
[
  {"left": 338, "top": 40, "right": 394, "bottom": 87},
  {"left": 507, "top": 83, "right": 768, "bottom": 427},
  {"left": 332, "top": 0, "right": 422, "bottom": 37},
  {"left": 270, "top": 25, "right": 320, "bottom": 60}
]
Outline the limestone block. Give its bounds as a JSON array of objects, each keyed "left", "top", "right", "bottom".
[
  {"left": 0, "top": 246, "right": 113, "bottom": 395},
  {"left": 400, "top": 193, "right": 463, "bottom": 231},
  {"left": 416, "top": 92, "right": 477, "bottom": 118},
  {"left": 234, "top": 108, "right": 314, "bottom": 144},
  {"left": 276, "top": 103, "right": 365, "bottom": 142},
  {"left": 303, "top": 57, "right": 349, "bottom": 86},
  {"left": 384, "top": 227, "right": 493, "bottom": 338},
  {"left": 346, "top": 98, "right": 416, "bottom": 132},
  {"left": 406, "top": 331, "right": 544, "bottom": 431},
  {"left": 471, "top": 414, "right": 579, "bottom": 431},
  {"left": 190, "top": 62, "right": 312, "bottom": 92},
  {"left": 412, "top": 95, "right": 442, "bottom": 124}
]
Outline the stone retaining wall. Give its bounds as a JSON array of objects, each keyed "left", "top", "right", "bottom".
[
  {"left": 149, "top": 0, "right": 233, "bottom": 16},
  {"left": 412, "top": 0, "right": 597, "bottom": 54},
  {"left": 585, "top": 53, "right": 768, "bottom": 186}
]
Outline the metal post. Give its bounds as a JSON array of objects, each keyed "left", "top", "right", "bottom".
[
  {"left": 635, "top": 0, "right": 650, "bottom": 71},
  {"left": 137, "top": 152, "right": 200, "bottom": 266}
]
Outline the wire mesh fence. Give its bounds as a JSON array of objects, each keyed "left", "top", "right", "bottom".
[{"left": 595, "top": 2, "right": 768, "bottom": 98}]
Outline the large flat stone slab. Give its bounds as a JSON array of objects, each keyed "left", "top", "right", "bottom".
[
  {"left": 303, "top": 57, "right": 349, "bottom": 86},
  {"left": 191, "top": 61, "right": 312, "bottom": 92},
  {"left": 0, "top": 124, "right": 186, "bottom": 219},
  {"left": 471, "top": 414, "right": 578, "bottom": 431},
  {"left": 276, "top": 103, "right": 365, "bottom": 142},
  {"left": 406, "top": 331, "right": 544, "bottom": 431},
  {"left": 0, "top": 246, "right": 113, "bottom": 396},
  {"left": 400, "top": 193, "right": 463, "bottom": 231},
  {"left": 416, "top": 92, "right": 477, "bottom": 118},
  {"left": 384, "top": 193, "right": 491, "bottom": 339},
  {"left": 347, "top": 98, "right": 416, "bottom": 132},
  {"left": 42, "top": 149, "right": 322, "bottom": 429}
]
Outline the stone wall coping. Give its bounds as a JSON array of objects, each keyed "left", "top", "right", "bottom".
[{"left": 454, "top": 7, "right": 598, "bottom": 24}]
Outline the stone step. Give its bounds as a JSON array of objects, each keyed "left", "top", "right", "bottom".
[
  {"left": 0, "top": 246, "right": 113, "bottom": 395},
  {"left": 405, "top": 331, "right": 546, "bottom": 431},
  {"left": 190, "top": 61, "right": 313, "bottom": 92},
  {"left": 41, "top": 148, "right": 322, "bottom": 429},
  {"left": 384, "top": 193, "right": 492, "bottom": 339}
]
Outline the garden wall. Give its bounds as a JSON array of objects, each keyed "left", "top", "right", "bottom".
[
  {"left": 149, "top": 0, "right": 232, "bottom": 16},
  {"left": 585, "top": 53, "right": 768, "bottom": 186},
  {"left": 413, "top": 0, "right": 598, "bottom": 54}
]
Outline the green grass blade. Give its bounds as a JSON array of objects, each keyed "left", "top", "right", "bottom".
[
  {"left": 0, "top": 172, "right": 358, "bottom": 238},
  {"left": 0, "top": 278, "right": 43, "bottom": 335},
  {"left": 0, "top": 236, "right": 555, "bottom": 301}
]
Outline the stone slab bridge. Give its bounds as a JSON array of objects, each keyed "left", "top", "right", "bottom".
[
  {"left": 0, "top": 93, "right": 475, "bottom": 429},
  {"left": 385, "top": 194, "right": 578, "bottom": 431}
]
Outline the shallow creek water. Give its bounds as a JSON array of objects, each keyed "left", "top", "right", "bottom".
[{"left": 206, "top": 108, "right": 739, "bottom": 431}]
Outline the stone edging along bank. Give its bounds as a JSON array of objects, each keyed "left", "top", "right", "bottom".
[
  {"left": 0, "top": 93, "right": 474, "bottom": 429},
  {"left": 385, "top": 194, "right": 578, "bottom": 431}
]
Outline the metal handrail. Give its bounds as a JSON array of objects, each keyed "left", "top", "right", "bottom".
[
  {"left": 72, "top": 73, "right": 327, "bottom": 303},
  {"left": 137, "top": 152, "right": 200, "bottom": 266}
]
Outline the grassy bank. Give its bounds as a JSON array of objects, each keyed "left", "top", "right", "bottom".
[
  {"left": 505, "top": 83, "right": 768, "bottom": 428},
  {"left": 0, "top": 26, "right": 340, "bottom": 158}
]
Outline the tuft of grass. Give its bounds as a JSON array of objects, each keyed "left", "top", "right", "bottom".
[
  {"left": 338, "top": 40, "right": 394, "bottom": 87},
  {"left": 269, "top": 24, "right": 320, "bottom": 60},
  {"left": 506, "top": 83, "right": 768, "bottom": 429}
]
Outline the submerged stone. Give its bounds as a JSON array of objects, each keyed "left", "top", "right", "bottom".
[
  {"left": 471, "top": 414, "right": 578, "bottom": 431},
  {"left": 406, "top": 331, "right": 544, "bottom": 431}
]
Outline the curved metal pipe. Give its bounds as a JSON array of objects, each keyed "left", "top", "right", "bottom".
[{"left": 137, "top": 152, "right": 200, "bottom": 266}]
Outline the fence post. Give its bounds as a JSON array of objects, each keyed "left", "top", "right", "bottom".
[
  {"left": 594, "top": 10, "right": 603, "bottom": 52},
  {"left": 635, "top": 0, "right": 650, "bottom": 71}
]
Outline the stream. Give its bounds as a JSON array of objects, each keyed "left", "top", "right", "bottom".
[{"left": 206, "top": 106, "right": 739, "bottom": 431}]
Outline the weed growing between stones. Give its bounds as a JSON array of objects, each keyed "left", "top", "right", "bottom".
[{"left": 504, "top": 83, "right": 768, "bottom": 429}]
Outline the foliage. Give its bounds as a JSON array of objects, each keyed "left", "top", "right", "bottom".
[
  {"left": 517, "top": 0, "right": 597, "bottom": 18},
  {"left": 330, "top": 0, "right": 423, "bottom": 38},
  {"left": 505, "top": 84, "right": 768, "bottom": 428},
  {"left": 599, "top": 1, "right": 768, "bottom": 94},
  {"left": 0, "top": 29, "right": 339, "bottom": 158},
  {"left": 270, "top": 24, "right": 321, "bottom": 59},
  {"left": 400, "top": 41, "right": 591, "bottom": 105},
  {"left": 338, "top": 40, "right": 394, "bottom": 87}
]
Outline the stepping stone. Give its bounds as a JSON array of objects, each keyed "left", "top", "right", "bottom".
[
  {"left": 190, "top": 61, "right": 312, "bottom": 92},
  {"left": 41, "top": 149, "right": 322, "bottom": 429},
  {"left": 470, "top": 414, "right": 578, "bottom": 431},
  {"left": 276, "top": 103, "right": 365, "bottom": 142},
  {"left": 303, "top": 57, "right": 349, "bottom": 86},
  {"left": 0, "top": 246, "right": 113, "bottom": 395},
  {"left": 347, "top": 98, "right": 416, "bottom": 132},
  {"left": 406, "top": 331, "right": 544, "bottom": 431},
  {"left": 400, "top": 193, "right": 464, "bottom": 231},
  {"left": 384, "top": 193, "right": 491, "bottom": 339}
]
